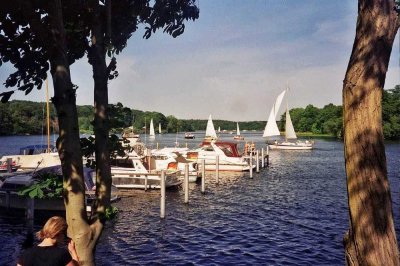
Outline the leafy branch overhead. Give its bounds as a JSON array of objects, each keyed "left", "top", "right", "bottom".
[
  {"left": 0, "top": 0, "right": 200, "bottom": 103},
  {"left": 143, "top": 0, "right": 199, "bottom": 39}
]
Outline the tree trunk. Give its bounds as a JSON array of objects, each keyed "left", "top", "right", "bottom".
[
  {"left": 87, "top": 0, "right": 113, "bottom": 219},
  {"left": 343, "top": 0, "right": 399, "bottom": 265},
  {"left": 47, "top": 1, "right": 101, "bottom": 265}
]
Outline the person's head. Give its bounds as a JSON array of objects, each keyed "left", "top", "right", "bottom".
[{"left": 36, "top": 216, "right": 68, "bottom": 241}]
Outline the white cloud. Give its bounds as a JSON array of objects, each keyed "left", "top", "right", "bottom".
[{"left": 4, "top": 1, "right": 398, "bottom": 122}]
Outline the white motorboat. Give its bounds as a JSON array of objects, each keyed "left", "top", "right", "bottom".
[
  {"left": 184, "top": 132, "right": 195, "bottom": 139},
  {"left": 263, "top": 87, "right": 314, "bottom": 150},
  {"left": 110, "top": 149, "right": 182, "bottom": 189},
  {"left": 151, "top": 148, "right": 200, "bottom": 182},
  {"left": 183, "top": 140, "right": 254, "bottom": 172},
  {"left": 0, "top": 145, "right": 61, "bottom": 172}
]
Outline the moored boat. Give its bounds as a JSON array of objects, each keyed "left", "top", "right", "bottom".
[
  {"left": 0, "top": 165, "right": 120, "bottom": 211},
  {"left": 184, "top": 132, "right": 195, "bottom": 139},
  {"left": 110, "top": 150, "right": 182, "bottom": 189},
  {"left": 183, "top": 140, "right": 253, "bottom": 172}
]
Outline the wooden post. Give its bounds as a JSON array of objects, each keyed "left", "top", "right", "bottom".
[
  {"left": 144, "top": 175, "right": 148, "bottom": 191},
  {"left": 26, "top": 197, "right": 34, "bottom": 221},
  {"left": 157, "top": 142, "right": 159, "bottom": 149},
  {"left": 7, "top": 158, "right": 12, "bottom": 173},
  {"left": 201, "top": 159, "right": 206, "bottom": 194},
  {"left": 215, "top": 155, "right": 219, "bottom": 184},
  {"left": 160, "top": 170, "right": 166, "bottom": 218},
  {"left": 261, "top": 148, "right": 265, "bottom": 168},
  {"left": 256, "top": 150, "right": 260, "bottom": 173},
  {"left": 6, "top": 191, "right": 10, "bottom": 210},
  {"left": 184, "top": 164, "right": 189, "bottom": 204},
  {"left": 249, "top": 152, "right": 253, "bottom": 178},
  {"left": 266, "top": 145, "right": 270, "bottom": 166}
]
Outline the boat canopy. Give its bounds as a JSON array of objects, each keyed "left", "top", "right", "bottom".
[{"left": 19, "top": 144, "right": 56, "bottom": 155}]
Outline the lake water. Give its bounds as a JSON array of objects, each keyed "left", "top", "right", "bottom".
[{"left": 1, "top": 133, "right": 399, "bottom": 265}]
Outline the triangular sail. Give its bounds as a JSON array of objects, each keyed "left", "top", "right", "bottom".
[
  {"left": 149, "top": 119, "right": 155, "bottom": 138},
  {"left": 263, "top": 90, "right": 286, "bottom": 138},
  {"left": 285, "top": 105, "right": 297, "bottom": 140},
  {"left": 236, "top": 122, "right": 240, "bottom": 136},
  {"left": 158, "top": 123, "right": 162, "bottom": 134},
  {"left": 205, "top": 114, "right": 217, "bottom": 139}
]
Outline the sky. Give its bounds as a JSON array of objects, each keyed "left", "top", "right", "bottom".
[{"left": 2, "top": 0, "right": 400, "bottom": 121}]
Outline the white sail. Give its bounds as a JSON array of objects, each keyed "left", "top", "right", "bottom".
[
  {"left": 236, "top": 122, "right": 241, "bottom": 136},
  {"left": 263, "top": 90, "right": 286, "bottom": 138},
  {"left": 205, "top": 114, "right": 217, "bottom": 139},
  {"left": 149, "top": 119, "right": 155, "bottom": 138},
  {"left": 158, "top": 123, "right": 162, "bottom": 134},
  {"left": 285, "top": 105, "right": 297, "bottom": 140}
]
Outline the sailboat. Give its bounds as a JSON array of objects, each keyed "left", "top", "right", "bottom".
[
  {"left": 263, "top": 88, "right": 314, "bottom": 150},
  {"left": 0, "top": 78, "right": 60, "bottom": 171},
  {"left": 158, "top": 123, "right": 162, "bottom": 134},
  {"left": 204, "top": 114, "right": 218, "bottom": 141},
  {"left": 149, "top": 118, "right": 155, "bottom": 139},
  {"left": 233, "top": 122, "right": 244, "bottom": 140}
]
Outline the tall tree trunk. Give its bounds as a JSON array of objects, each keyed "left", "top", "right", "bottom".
[
  {"left": 47, "top": 1, "right": 101, "bottom": 265},
  {"left": 87, "top": 0, "right": 113, "bottom": 218},
  {"left": 343, "top": 0, "right": 399, "bottom": 265}
]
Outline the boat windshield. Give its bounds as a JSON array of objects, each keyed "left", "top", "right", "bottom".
[
  {"left": 111, "top": 158, "right": 135, "bottom": 168},
  {"left": 220, "top": 145, "right": 234, "bottom": 157}
]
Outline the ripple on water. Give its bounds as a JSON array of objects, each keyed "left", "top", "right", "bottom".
[{"left": 2, "top": 139, "right": 399, "bottom": 265}]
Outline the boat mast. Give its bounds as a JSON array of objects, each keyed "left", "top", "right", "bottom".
[{"left": 46, "top": 78, "right": 51, "bottom": 153}]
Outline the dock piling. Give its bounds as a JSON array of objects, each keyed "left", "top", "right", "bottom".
[
  {"left": 261, "top": 148, "right": 265, "bottom": 168},
  {"left": 256, "top": 150, "right": 260, "bottom": 173},
  {"left": 184, "top": 164, "right": 189, "bottom": 203},
  {"left": 7, "top": 158, "right": 12, "bottom": 173},
  {"left": 249, "top": 152, "right": 253, "bottom": 178},
  {"left": 160, "top": 170, "right": 166, "bottom": 218},
  {"left": 201, "top": 159, "right": 206, "bottom": 193},
  {"left": 215, "top": 155, "right": 219, "bottom": 184},
  {"left": 26, "top": 198, "right": 34, "bottom": 221}
]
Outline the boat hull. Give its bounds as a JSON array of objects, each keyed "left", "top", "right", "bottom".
[
  {"left": 200, "top": 163, "right": 253, "bottom": 172},
  {"left": 268, "top": 143, "right": 313, "bottom": 150},
  {"left": 111, "top": 168, "right": 182, "bottom": 189}
]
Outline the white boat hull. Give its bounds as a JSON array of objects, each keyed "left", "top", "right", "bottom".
[
  {"left": 268, "top": 142, "right": 313, "bottom": 150},
  {"left": 111, "top": 168, "right": 182, "bottom": 189},
  {"left": 199, "top": 162, "right": 253, "bottom": 172}
]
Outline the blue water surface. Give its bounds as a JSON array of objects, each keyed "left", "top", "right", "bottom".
[{"left": 0, "top": 133, "right": 399, "bottom": 265}]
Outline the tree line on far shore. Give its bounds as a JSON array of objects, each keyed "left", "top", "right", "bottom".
[{"left": 1, "top": 85, "right": 399, "bottom": 139}]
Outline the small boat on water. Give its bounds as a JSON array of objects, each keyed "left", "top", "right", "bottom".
[
  {"left": 233, "top": 122, "right": 244, "bottom": 140},
  {"left": 263, "top": 87, "right": 314, "bottom": 150},
  {"left": 184, "top": 132, "right": 195, "bottom": 139},
  {"left": 149, "top": 119, "right": 156, "bottom": 140}
]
